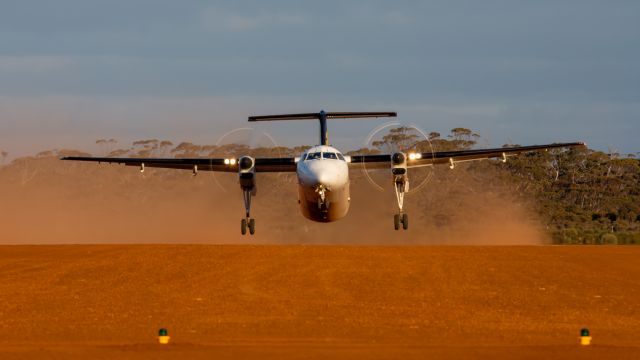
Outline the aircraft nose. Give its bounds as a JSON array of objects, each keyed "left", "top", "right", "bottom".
[
  {"left": 317, "top": 172, "right": 336, "bottom": 187},
  {"left": 305, "top": 162, "right": 340, "bottom": 188}
]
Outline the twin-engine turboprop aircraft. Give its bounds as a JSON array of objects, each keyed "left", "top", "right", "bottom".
[{"left": 62, "top": 111, "right": 585, "bottom": 235}]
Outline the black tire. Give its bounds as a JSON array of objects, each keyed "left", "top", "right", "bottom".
[
  {"left": 402, "top": 213, "right": 409, "bottom": 230},
  {"left": 248, "top": 218, "right": 256, "bottom": 235},
  {"left": 241, "top": 218, "right": 247, "bottom": 235},
  {"left": 394, "top": 214, "right": 400, "bottom": 230}
]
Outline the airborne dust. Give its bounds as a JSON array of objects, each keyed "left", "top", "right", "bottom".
[{"left": 0, "top": 154, "right": 547, "bottom": 244}]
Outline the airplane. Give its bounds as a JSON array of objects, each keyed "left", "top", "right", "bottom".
[{"left": 62, "top": 111, "right": 585, "bottom": 235}]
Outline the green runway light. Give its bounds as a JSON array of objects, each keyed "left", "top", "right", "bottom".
[{"left": 158, "top": 328, "right": 170, "bottom": 344}]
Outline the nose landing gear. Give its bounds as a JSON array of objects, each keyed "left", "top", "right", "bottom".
[
  {"left": 314, "top": 185, "right": 332, "bottom": 220},
  {"left": 315, "top": 185, "right": 330, "bottom": 211}
]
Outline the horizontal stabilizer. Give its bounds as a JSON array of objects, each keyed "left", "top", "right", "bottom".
[
  {"left": 248, "top": 110, "right": 397, "bottom": 146},
  {"left": 249, "top": 112, "right": 396, "bottom": 122}
]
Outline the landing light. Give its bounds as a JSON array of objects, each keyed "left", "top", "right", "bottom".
[
  {"left": 408, "top": 153, "right": 422, "bottom": 160},
  {"left": 224, "top": 158, "right": 237, "bottom": 165}
]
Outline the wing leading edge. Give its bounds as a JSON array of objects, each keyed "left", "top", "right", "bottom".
[
  {"left": 62, "top": 142, "right": 585, "bottom": 172},
  {"left": 60, "top": 156, "right": 298, "bottom": 173}
]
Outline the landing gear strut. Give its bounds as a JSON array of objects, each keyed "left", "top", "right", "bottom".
[
  {"left": 391, "top": 152, "right": 409, "bottom": 231},
  {"left": 241, "top": 187, "right": 256, "bottom": 235},
  {"left": 238, "top": 156, "right": 257, "bottom": 236},
  {"left": 393, "top": 177, "right": 409, "bottom": 231}
]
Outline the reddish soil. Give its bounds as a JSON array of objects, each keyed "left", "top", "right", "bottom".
[{"left": 0, "top": 245, "right": 639, "bottom": 359}]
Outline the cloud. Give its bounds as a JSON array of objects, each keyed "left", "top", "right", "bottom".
[{"left": 201, "top": 7, "right": 306, "bottom": 32}]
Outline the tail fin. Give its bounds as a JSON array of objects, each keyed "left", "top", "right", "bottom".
[{"left": 248, "top": 110, "right": 396, "bottom": 146}]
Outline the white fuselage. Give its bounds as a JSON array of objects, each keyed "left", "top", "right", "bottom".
[{"left": 296, "top": 145, "right": 350, "bottom": 222}]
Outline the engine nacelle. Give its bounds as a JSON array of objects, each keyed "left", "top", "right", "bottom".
[
  {"left": 238, "top": 156, "right": 257, "bottom": 195},
  {"left": 391, "top": 152, "right": 407, "bottom": 175},
  {"left": 391, "top": 152, "right": 409, "bottom": 192}
]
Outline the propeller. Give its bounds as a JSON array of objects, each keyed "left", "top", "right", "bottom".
[
  {"left": 209, "top": 127, "right": 282, "bottom": 192},
  {"left": 359, "top": 121, "right": 436, "bottom": 194}
]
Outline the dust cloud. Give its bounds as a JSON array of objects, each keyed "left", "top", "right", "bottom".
[{"left": 0, "top": 156, "right": 547, "bottom": 245}]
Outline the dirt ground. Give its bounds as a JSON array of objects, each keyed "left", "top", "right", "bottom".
[{"left": 0, "top": 245, "right": 639, "bottom": 359}]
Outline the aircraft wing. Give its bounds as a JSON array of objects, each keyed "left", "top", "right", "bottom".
[
  {"left": 60, "top": 156, "right": 298, "bottom": 173},
  {"left": 349, "top": 142, "right": 586, "bottom": 168}
]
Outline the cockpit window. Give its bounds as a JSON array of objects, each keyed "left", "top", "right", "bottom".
[
  {"left": 306, "top": 152, "right": 322, "bottom": 160},
  {"left": 337, "top": 153, "right": 345, "bottom": 161},
  {"left": 323, "top": 152, "right": 338, "bottom": 160}
]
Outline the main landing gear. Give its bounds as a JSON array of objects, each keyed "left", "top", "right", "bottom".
[
  {"left": 393, "top": 177, "right": 409, "bottom": 231},
  {"left": 238, "top": 156, "right": 257, "bottom": 236},
  {"left": 240, "top": 187, "right": 256, "bottom": 235},
  {"left": 391, "top": 152, "right": 409, "bottom": 231}
]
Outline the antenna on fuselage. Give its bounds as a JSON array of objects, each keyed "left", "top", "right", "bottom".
[{"left": 248, "top": 111, "right": 397, "bottom": 146}]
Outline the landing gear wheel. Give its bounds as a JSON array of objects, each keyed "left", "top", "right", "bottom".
[
  {"left": 402, "top": 213, "right": 409, "bottom": 230},
  {"left": 241, "top": 218, "right": 247, "bottom": 235},
  {"left": 248, "top": 218, "right": 256, "bottom": 235},
  {"left": 394, "top": 214, "right": 400, "bottom": 230}
]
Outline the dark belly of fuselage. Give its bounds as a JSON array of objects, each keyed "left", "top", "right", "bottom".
[{"left": 298, "top": 184, "right": 350, "bottom": 222}]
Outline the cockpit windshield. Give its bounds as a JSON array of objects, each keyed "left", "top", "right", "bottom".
[{"left": 304, "top": 151, "right": 346, "bottom": 161}]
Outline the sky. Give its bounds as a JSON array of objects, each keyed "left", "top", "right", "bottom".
[{"left": 0, "top": 0, "right": 639, "bottom": 158}]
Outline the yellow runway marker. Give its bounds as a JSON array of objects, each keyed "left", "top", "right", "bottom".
[
  {"left": 580, "top": 328, "right": 592, "bottom": 346},
  {"left": 158, "top": 328, "right": 170, "bottom": 344}
]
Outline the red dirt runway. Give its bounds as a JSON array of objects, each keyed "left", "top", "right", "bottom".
[{"left": 0, "top": 245, "right": 639, "bottom": 359}]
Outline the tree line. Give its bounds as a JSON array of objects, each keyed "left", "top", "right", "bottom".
[
  {"left": 374, "top": 127, "right": 640, "bottom": 245},
  {"left": 5, "top": 127, "right": 638, "bottom": 244}
]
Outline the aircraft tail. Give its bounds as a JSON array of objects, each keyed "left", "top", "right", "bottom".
[{"left": 248, "top": 110, "right": 396, "bottom": 146}]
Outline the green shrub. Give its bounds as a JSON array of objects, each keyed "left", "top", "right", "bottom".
[
  {"left": 561, "top": 228, "right": 580, "bottom": 244},
  {"left": 601, "top": 233, "right": 618, "bottom": 245}
]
